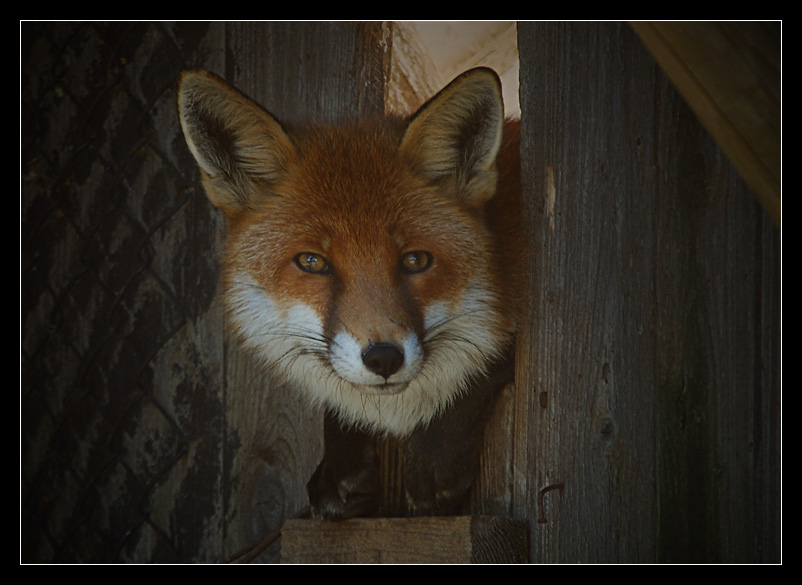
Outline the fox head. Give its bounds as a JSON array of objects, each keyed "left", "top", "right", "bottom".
[{"left": 178, "top": 68, "right": 515, "bottom": 436}]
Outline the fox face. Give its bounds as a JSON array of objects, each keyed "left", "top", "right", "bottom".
[{"left": 178, "top": 68, "right": 520, "bottom": 438}]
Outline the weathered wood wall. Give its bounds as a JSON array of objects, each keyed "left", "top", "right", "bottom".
[
  {"left": 22, "top": 22, "right": 228, "bottom": 562},
  {"left": 21, "top": 21, "right": 386, "bottom": 563},
  {"left": 21, "top": 21, "right": 780, "bottom": 564},
  {"left": 516, "top": 21, "right": 780, "bottom": 563}
]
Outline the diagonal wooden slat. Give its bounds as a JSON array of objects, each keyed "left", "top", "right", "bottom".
[{"left": 631, "top": 21, "right": 781, "bottom": 225}]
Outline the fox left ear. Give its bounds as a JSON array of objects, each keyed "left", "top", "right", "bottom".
[
  {"left": 400, "top": 68, "right": 504, "bottom": 205},
  {"left": 177, "top": 70, "right": 295, "bottom": 215}
]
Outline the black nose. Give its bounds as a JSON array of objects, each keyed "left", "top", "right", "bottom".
[{"left": 362, "top": 342, "right": 404, "bottom": 380}]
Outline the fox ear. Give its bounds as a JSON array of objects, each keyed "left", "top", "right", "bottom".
[
  {"left": 177, "top": 70, "right": 295, "bottom": 214},
  {"left": 400, "top": 67, "right": 504, "bottom": 205}
]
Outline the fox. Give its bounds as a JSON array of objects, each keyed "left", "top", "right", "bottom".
[{"left": 177, "top": 67, "right": 523, "bottom": 519}]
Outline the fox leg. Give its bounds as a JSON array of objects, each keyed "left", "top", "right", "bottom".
[
  {"left": 402, "top": 350, "right": 514, "bottom": 516},
  {"left": 307, "top": 412, "right": 381, "bottom": 520},
  {"left": 307, "top": 350, "right": 514, "bottom": 519}
]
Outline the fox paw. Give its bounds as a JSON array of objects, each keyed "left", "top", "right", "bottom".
[
  {"left": 402, "top": 452, "right": 476, "bottom": 516},
  {"left": 306, "top": 456, "right": 380, "bottom": 520},
  {"left": 404, "top": 484, "right": 470, "bottom": 516}
]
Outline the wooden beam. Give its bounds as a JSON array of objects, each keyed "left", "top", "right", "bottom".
[
  {"left": 279, "top": 516, "right": 529, "bottom": 564},
  {"left": 631, "top": 21, "right": 781, "bottom": 225}
]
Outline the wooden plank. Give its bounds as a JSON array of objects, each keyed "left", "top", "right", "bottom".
[
  {"left": 280, "top": 516, "right": 529, "bottom": 564},
  {"left": 631, "top": 21, "right": 780, "bottom": 226},
  {"left": 518, "top": 21, "right": 661, "bottom": 563},
  {"left": 517, "top": 21, "right": 780, "bottom": 563},
  {"left": 651, "top": 65, "right": 782, "bottom": 564}
]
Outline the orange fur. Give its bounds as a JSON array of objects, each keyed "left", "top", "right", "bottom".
[{"left": 178, "top": 68, "right": 522, "bottom": 436}]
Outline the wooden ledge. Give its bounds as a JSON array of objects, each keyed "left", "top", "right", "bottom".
[{"left": 280, "top": 516, "right": 529, "bottom": 564}]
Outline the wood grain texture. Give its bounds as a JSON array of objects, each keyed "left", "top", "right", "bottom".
[
  {"left": 517, "top": 21, "right": 780, "bottom": 563},
  {"left": 280, "top": 516, "right": 528, "bottom": 563},
  {"left": 631, "top": 21, "right": 780, "bottom": 226},
  {"left": 518, "top": 22, "right": 660, "bottom": 562},
  {"left": 651, "top": 67, "right": 781, "bottom": 564}
]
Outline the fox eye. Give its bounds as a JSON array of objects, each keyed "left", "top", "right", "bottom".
[
  {"left": 400, "top": 251, "right": 433, "bottom": 274},
  {"left": 295, "top": 252, "right": 332, "bottom": 275}
]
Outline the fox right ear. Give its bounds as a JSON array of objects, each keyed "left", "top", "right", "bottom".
[
  {"left": 400, "top": 67, "right": 504, "bottom": 206},
  {"left": 177, "top": 70, "right": 295, "bottom": 214}
]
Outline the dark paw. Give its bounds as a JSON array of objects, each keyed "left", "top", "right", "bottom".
[
  {"left": 404, "top": 487, "right": 470, "bottom": 517},
  {"left": 306, "top": 454, "right": 380, "bottom": 520},
  {"left": 403, "top": 454, "right": 475, "bottom": 516},
  {"left": 402, "top": 351, "right": 513, "bottom": 516}
]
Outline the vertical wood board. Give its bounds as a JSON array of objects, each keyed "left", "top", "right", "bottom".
[{"left": 516, "top": 21, "right": 780, "bottom": 563}]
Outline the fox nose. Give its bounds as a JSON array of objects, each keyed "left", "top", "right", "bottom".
[{"left": 362, "top": 342, "right": 404, "bottom": 380}]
